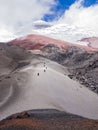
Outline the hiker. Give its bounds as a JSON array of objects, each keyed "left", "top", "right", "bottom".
[{"left": 37, "top": 73, "right": 39, "bottom": 76}]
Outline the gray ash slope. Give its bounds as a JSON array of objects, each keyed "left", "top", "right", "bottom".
[
  {"left": 0, "top": 42, "right": 98, "bottom": 94},
  {"left": 0, "top": 43, "right": 33, "bottom": 109},
  {"left": 0, "top": 42, "right": 98, "bottom": 129},
  {"left": 0, "top": 43, "right": 32, "bottom": 77},
  {"left": 39, "top": 44, "right": 98, "bottom": 93}
]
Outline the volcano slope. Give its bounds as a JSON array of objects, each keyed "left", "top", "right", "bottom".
[
  {"left": 0, "top": 34, "right": 98, "bottom": 129},
  {"left": 1, "top": 55, "right": 98, "bottom": 120},
  {"left": 80, "top": 37, "right": 98, "bottom": 49},
  {"left": 8, "top": 34, "right": 98, "bottom": 93}
]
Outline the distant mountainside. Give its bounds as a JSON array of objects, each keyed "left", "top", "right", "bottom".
[
  {"left": 8, "top": 34, "right": 98, "bottom": 52},
  {"left": 7, "top": 34, "right": 98, "bottom": 93},
  {"left": 80, "top": 37, "right": 98, "bottom": 49}
]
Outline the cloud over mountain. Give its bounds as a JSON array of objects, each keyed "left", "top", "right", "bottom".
[
  {"left": 57, "top": 0, "right": 98, "bottom": 34},
  {"left": 0, "top": 0, "right": 56, "bottom": 41}
]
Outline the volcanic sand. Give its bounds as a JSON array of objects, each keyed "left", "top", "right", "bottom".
[{"left": 0, "top": 58, "right": 98, "bottom": 120}]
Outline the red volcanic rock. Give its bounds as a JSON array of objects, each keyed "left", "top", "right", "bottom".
[
  {"left": 80, "top": 37, "right": 98, "bottom": 49},
  {"left": 8, "top": 34, "right": 68, "bottom": 50},
  {"left": 8, "top": 34, "right": 98, "bottom": 53},
  {"left": 0, "top": 110, "right": 98, "bottom": 130}
]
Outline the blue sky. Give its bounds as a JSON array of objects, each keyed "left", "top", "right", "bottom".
[
  {"left": 43, "top": 0, "right": 98, "bottom": 21},
  {"left": 83, "top": 0, "right": 98, "bottom": 7}
]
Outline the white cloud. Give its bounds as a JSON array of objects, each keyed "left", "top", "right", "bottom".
[
  {"left": 57, "top": 0, "right": 98, "bottom": 33},
  {"left": 31, "top": 0, "right": 98, "bottom": 45},
  {"left": 0, "top": 0, "right": 56, "bottom": 41},
  {"left": 0, "top": 0, "right": 98, "bottom": 43}
]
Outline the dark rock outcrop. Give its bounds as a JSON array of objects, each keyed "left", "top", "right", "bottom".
[{"left": 38, "top": 45, "right": 98, "bottom": 93}]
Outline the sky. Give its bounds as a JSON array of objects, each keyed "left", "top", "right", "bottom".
[
  {"left": 43, "top": 0, "right": 98, "bottom": 21},
  {"left": 0, "top": 0, "right": 98, "bottom": 42},
  {"left": 43, "top": 0, "right": 76, "bottom": 21}
]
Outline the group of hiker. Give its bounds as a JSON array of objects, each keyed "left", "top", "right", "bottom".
[{"left": 37, "top": 62, "right": 47, "bottom": 76}]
